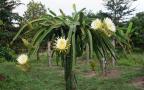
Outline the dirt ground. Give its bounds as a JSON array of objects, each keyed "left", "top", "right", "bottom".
[
  {"left": 132, "top": 76, "right": 144, "bottom": 89},
  {"left": 0, "top": 74, "right": 5, "bottom": 81}
]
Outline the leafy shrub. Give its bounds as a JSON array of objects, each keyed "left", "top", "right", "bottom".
[
  {"left": 130, "top": 12, "right": 144, "bottom": 48},
  {"left": 89, "top": 60, "right": 96, "bottom": 71},
  {"left": 0, "top": 46, "right": 16, "bottom": 62}
]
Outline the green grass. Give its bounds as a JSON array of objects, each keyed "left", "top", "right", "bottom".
[
  {"left": 0, "top": 52, "right": 144, "bottom": 90},
  {"left": 118, "top": 52, "right": 144, "bottom": 66}
]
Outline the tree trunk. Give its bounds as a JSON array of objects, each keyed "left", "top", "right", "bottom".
[
  {"left": 47, "top": 41, "right": 52, "bottom": 67},
  {"left": 64, "top": 55, "right": 76, "bottom": 90},
  {"left": 36, "top": 48, "right": 40, "bottom": 61},
  {"left": 101, "top": 57, "right": 106, "bottom": 75},
  {"left": 112, "top": 38, "right": 116, "bottom": 66},
  {"left": 36, "top": 52, "right": 40, "bottom": 61},
  {"left": 86, "top": 43, "right": 90, "bottom": 64}
]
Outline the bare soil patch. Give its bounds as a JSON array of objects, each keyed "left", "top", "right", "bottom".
[
  {"left": 101, "top": 69, "right": 121, "bottom": 79},
  {"left": 83, "top": 71, "right": 96, "bottom": 78},
  {"left": 0, "top": 74, "right": 6, "bottom": 81},
  {"left": 132, "top": 76, "right": 144, "bottom": 89}
]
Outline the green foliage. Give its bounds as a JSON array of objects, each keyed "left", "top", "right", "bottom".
[
  {"left": 130, "top": 12, "right": 144, "bottom": 48},
  {"left": 21, "top": 0, "right": 47, "bottom": 47},
  {"left": 0, "top": 0, "right": 21, "bottom": 26},
  {"left": 86, "top": 10, "right": 111, "bottom": 20},
  {"left": 23, "top": 0, "right": 47, "bottom": 21},
  {"left": 0, "top": 0, "right": 21, "bottom": 47},
  {"left": 12, "top": 7, "right": 115, "bottom": 63},
  {"left": 89, "top": 60, "right": 96, "bottom": 71},
  {"left": 115, "top": 22, "right": 134, "bottom": 53},
  {"left": 118, "top": 52, "right": 144, "bottom": 66},
  {"left": 0, "top": 46, "right": 16, "bottom": 62}
]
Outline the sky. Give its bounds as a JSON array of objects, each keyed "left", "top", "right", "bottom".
[{"left": 13, "top": 0, "right": 144, "bottom": 16}]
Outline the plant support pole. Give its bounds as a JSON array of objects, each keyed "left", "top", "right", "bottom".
[
  {"left": 47, "top": 41, "right": 52, "bottom": 67},
  {"left": 112, "top": 38, "right": 116, "bottom": 66},
  {"left": 64, "top": 54, "right": 76, "bottom": 90},
  {"left": 86, "top": 43, "right": 90, "bottom": 64}
]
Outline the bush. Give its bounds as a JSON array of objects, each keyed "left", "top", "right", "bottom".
[
  {"left": 89, "top": 60, "right": 96, "bottom": 71},
  {"left": 0, "top": 46, "right": 16, "bottom": 62}
]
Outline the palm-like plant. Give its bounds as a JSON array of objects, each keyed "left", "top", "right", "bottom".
[
  {"left": 115, "top": 22, "right": 134, "bottom": 53},
  {"left": 12, "top": 5, "right": 116, "bottom": 90}
]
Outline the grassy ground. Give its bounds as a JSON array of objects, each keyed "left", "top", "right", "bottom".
[{"left": 0, "top": 52, "right": 144, "bottom": 90}]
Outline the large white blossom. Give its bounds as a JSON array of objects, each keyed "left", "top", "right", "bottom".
[
  {"left": 91, "top": 19, "right": 103, "bottom": 30},
  {"left": 54, "top": 37, "right": 70, "bottom": 53},
  {"left": 104, "top": 18, "right": 116, "bottom": 32},
  {"left": 17, "top": 54, "right": 28, "bottom": 65}
]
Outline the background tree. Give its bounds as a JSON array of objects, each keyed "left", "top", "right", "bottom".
[
  {"left": 0, "top": 0, "right": 21, "bottom": 46},
  {"left": 103, "top": 0, "right": 136, "bottom": 25},
  {"left": 23, "top": 0, "right": 47, "bottom": 21},
  {"left": 85, "top": 10, "right": 111, "bottom": 19},
  {"left": 0, "top": 0, "right": 21, "bottom": 27},
  {"left": 0, "top": 0, "right": 20, "bottom": 61},
  {"left": 22, "top": 0, "right": 47, "bottom": 40},
  {"left": 22, "top": 0, "right": 49, "bottom": 62},
  {"left": 22, "top": 0, "right": 47, "bottom": 42},
  {"left": 130, "top": 12, "right": 144, "bottom": 48},
  {"left": 22, "top": 0, "right": 47, "bottom": 43}
]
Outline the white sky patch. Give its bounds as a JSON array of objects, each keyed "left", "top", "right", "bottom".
[{"left": 13, "top": 0, "right": 144, "bottom": 16}]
